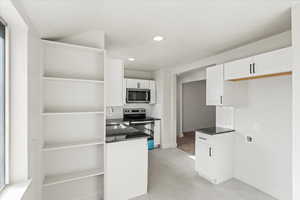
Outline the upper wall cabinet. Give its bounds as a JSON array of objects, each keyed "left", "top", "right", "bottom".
[
  {"left": 105, "top": 58, "right": 124, "bottom": 107},
  {"left": 252, "top": 47, "right": 292, "bottom": 77},
  {"left": 126, "top": 79, "right": 150, "bottom": 89},
  {"left": 224, "top": 57, "right": 253, "bottom": 81},
  {"left": 206, "top": 65, "right": 247, "bottom": 106},
  {"left": 206, "top": 65, "right": 224, "bottom": 106},
  {"left": 224, "top": 47, "right": 292, "bottom": 81}
]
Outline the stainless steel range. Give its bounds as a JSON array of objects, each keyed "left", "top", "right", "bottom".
[{"left": 123, "top": 108, "right": 155, "bottom": 139}]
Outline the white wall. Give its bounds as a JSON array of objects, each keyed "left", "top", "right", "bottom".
[
  {"left": 292, "top": 4, "right": 300, "bottom": 200},
  {"left": 24, "top": 31, "right": 42, "bottom": 200},
  {"left": 179, "top": 68, "right": 207, "bottom": 84},
  {"left": 216, "top": 107, "right": 234, "bottom": 129},
  {"left": 174, "top": 30, "right": 291, "bottom": 74},
  {"left": 0, "top": 1, "right": 43, "bottom": 200},
  {"left": 233, "top": 76, "right": 292, "bottom": 200},
  {"left": 182, "top": 81, "right": 215, "bottom": 132},
  {"left": 153, "top": 69, "right": 177, "bottom": 148}
]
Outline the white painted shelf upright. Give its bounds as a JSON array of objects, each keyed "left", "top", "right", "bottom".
[{"left": 41, "top": 40, "right": 106, "bottom": 200}]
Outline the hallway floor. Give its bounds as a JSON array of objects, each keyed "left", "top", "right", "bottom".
[
  {"left": 177, "top": 131, "right": 195, "bottom": 155},
  {"left": 132, "top": 148, "right": 276, "bottom": 200}
]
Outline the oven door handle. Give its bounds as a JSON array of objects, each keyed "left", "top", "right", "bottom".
[{"left": 130, "top": 121, "right": 153, "bottom": 124}]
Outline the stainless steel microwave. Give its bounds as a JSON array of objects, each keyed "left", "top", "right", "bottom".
[{"left": 126, "top": 88, "right": 151, "bottom": 103}]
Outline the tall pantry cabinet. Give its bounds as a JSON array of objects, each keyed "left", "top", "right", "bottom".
[{"left": 41, "top": 40, "right": 106, "bottom": 200}]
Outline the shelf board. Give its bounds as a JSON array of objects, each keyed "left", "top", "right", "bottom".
[
  {"left": 42, "top": 111, "right": 104, "bottom": 116},
  {"left": 42, "top": 40, "right": 105, "bottom": 53},
  {"left": 43, "top": 139, "right": 105, "bottom": 152},
  {"left": 44, "top": 76, "right": 104, "bottom": 84},
  {"left": 43, "top": 168, "right": 104, "bottom": 187}
]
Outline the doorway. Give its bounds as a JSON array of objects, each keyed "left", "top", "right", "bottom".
[{"left": 177, "top": 80, "right": 215, "bottom": 154}]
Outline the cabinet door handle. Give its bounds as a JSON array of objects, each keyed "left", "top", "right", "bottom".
[
  {"left": 250, "top": 63, "right": 252, "bottom": 74},
  {"left": 209, "top": 147, "right": 212, "bottom": 157},
  {"left": 253, "top": 63, "right": 256, "bottom": 74},
  {"left": 198, "top": 137, "right": 207, "bottom": 140},
  {"left": 220, "top": 96, "right": 223, "bottom": 105}
]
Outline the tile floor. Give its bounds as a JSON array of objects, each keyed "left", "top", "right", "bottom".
[{"left": 132, "top": 148, "right": 276, "bottom": 200}]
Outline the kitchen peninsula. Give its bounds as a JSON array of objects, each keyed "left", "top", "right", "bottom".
[{"left": 105, "top": 122, "right": 148, "bottom": 200}]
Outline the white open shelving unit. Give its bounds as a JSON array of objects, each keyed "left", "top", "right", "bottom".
[{"left": 41, "top": 40, "right": 106, "bottom": 200}]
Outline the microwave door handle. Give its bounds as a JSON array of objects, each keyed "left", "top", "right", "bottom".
[
  {"left": 146, "top": 92, "right": 149, "bottom": 101},
  {"left": 126, "top": 90, "right": 129, "bottom": 102}
]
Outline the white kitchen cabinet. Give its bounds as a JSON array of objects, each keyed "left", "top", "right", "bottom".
[
  {"left": 224, "top": 47, "right": 292, "bottom": 81},
  {"left": 206, "top": 64, "right": 247, "bottom": 106},
  {"left": 206, "top": 65, "right": 224, "bottom": 106},
  {"left": 105, "top": 138, "right": 148, "bottom": 200},
  {"left": 195, "top": 131, "right": 234, "bottom": 184},
  {"left": 105, "top": 58, "right": 124, "bottom": 107},
  {"left": 252, "top": 47, "right": 292, "bottom": 76},
  {"left": 154, "top": 120, "right": 161, "bottom": 147},
  {"left": 126, "top": 79, "right": 149, "bottom": 89},
  {"left": 224, "top": 57, "right": 253, "bottom": 80},
  {"left": 140, "top": 80, "right": 149, "bottom": 89},
  {"left": 126, "top": 79, "right": 138, "bottom": 88},
  {"left": 195, "top": 139, "right": 214, "bottom": 179},
  {"left": 149, "top": 80, "right": 156, "bottom": 104}
]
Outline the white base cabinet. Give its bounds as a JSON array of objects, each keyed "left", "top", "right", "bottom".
[
  {"left": 105, "top": 138, "right": 148, "bottom": 200},
  {"left": 195, "top": 131, "right": 234, "bottom": 184}
]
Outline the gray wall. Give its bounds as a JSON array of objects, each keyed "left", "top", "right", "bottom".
[{"left": 182, "top": 80, "right": 215, "bottom": 132}]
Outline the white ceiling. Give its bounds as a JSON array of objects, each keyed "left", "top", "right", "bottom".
[{"left": 17, "top": 0, "right": 292, "bottom": 71}]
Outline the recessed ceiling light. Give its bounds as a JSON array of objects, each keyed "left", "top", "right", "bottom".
[
  {"left": 153, "top": 36, "right": 164, "bottom": 41},
  {"left": 128, "top": 58, "right": 135, "bottom": 61}
]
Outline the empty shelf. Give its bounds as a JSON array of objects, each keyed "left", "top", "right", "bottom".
[
  {"left": 44, "top": 76, "right": 104, "bottom": 84},
  {"left": 43, "top": 139, "right": 105, "bottom": 152},
  {"left": 43, "top": 169, "right": 104, "bottom": 187}
]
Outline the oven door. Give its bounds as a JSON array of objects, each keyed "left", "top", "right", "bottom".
[
  {"left": 126, "top": 89, "right": 150, "bottom": 103},
  {"left": 129, "top": 121, "right": 154, "bottom": 138}
]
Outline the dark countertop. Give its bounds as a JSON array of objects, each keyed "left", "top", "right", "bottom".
[
  {"left": 196, "top": 127, "right": 235, "bottom": 135},
  {"left": 106, "top": 117, "right": 161, "bottom": 125},
  {"left": 106, "top": 124, "right": 151, "bottom": 143}
]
